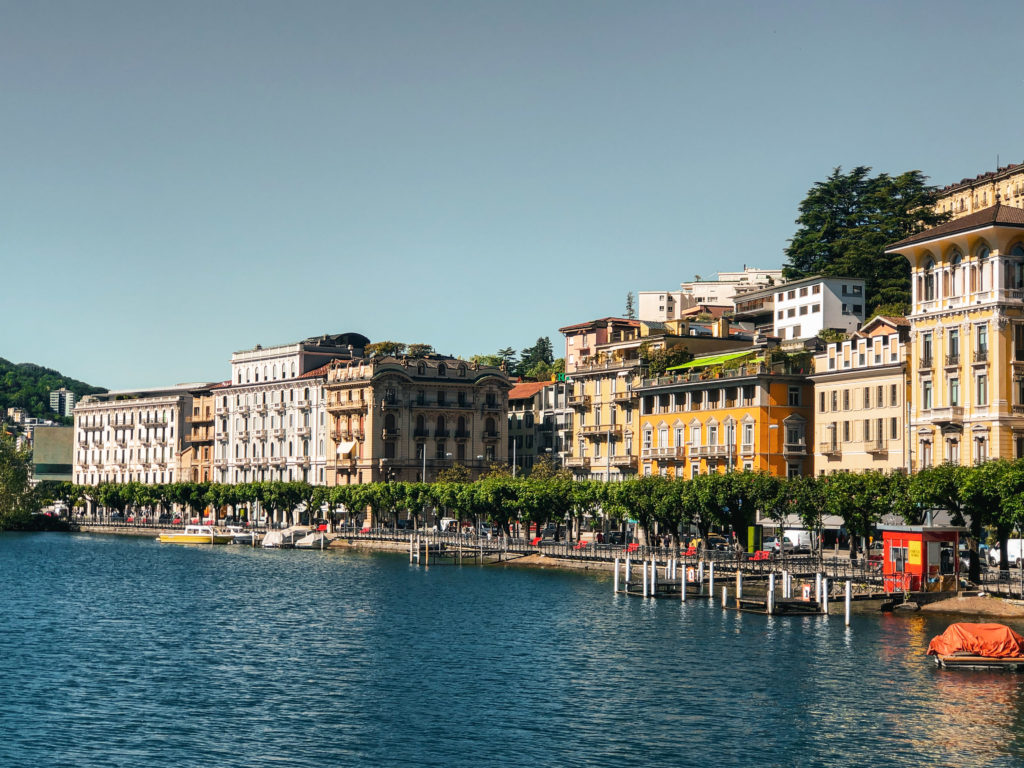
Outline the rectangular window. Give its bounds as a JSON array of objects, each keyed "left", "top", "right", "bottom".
[
  {"left": 1014, "top": 326, "right": 1024, "bottom": 361},
  {"left": 922, "top": 380, "right": 933, "bottom": 410},
  {"left": 949, "top": 329, "right": 960, "bottom": 361},
  {"left": 777, "top": 310, "right": 784, "bottom": 320},
  {"left": 922, "top": 333, "right": 933, "bottom": 364},
  {"left": 863, "top": 419, "right": 871, "bottom": 441},
  {"left": 843, "top": 390, "right": 850, "bottom": 410},
  {"left": 949, "top": 378, "right": 960, "bottom": 407},
  {"left": 977, "top": 325, "right": 988, "bottom": 355},
  {"left": 843, "top": 421, "right": 850, "bottom": 442},
  {"left": 831, "top": 391, "right": 838, "bottom": 411},
  {"left": 788, "top": 386, "right": 800, "bottom": 406},
  {"left": 977, "top": 374, "right": 988, "bottom": 407},
  {"left": 890, "top": 384, "right": 898, "bottom": 406},
  {"left": 811, "top": 303, "right": 820, "bottom": 313},
  {"left": 863, "top": 387, "right": 870, "bottom": 409},
  {"left": 799, "top": 305, "right": 808, "bottom": 315},
  {"left": 890, "top": 417, "right": 898, "bottom": 440},
  {"left": 877, "top": 386, "right": 884, "bottom": 407},
  {"left": 819, "top": 392, "right": 826, "bottom": 412},
  {"left": 742, "top": 423, "right": 754, "bottom": 446},
  {"left": 787, "top": 308, "right": 796, "bottom": 317},
  {"left": 799, "top": 287, "right": 808, "bottom": 297},
  {"left": 812, "top": 284, "right": 820, "bottom": 294}
]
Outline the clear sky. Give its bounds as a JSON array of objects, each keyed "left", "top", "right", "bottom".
[{"left": 3, "top": 0, "right": 1024, "bottom": 390}]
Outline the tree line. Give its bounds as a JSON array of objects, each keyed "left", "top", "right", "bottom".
[{"left": 20, "top": 460, "right": 1024, "bottom": 578}]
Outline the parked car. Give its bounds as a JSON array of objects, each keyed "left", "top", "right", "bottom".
[{"left": 764, "top": 536, "right": 795, "bottom": 554}]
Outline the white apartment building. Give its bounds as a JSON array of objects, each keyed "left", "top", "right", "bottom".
[
  {"left": 214, "top": 332, "right": 368, "bottom": 485},
  {"left": 733, "top": 276, "right": 866, "bottom": 341},
  {"left": 73, "top": 384, "right": 200, "bottom": 485},
  {"left": 638, "top": 266, "right": 782, "bottom": 322}
]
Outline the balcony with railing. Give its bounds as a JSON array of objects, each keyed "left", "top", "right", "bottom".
[
  {"left": 611, "top": 391, "right": 636, "bottom": 405},
  {"left": 296, "top": 427, "right": 311, "bottom": 438},
  {"left": 865, "top": 438, "right": 888, "bottom": 454},
  {"left": 580, "top": 424, "right": 623, "bottom": 439},
  {"left": 641, "top": 446, "right": 686, "bottom": 460},
  {"left": 564, "top": 455, "right": 590, "bottom": 468},
  {"left": 296, "top": 399, "right": 311, "bottom": 409},
  {"left": 453, "top": 429, "right": 471, "bottom": 439},
  {"left": 740, "top": 442, "right": 755, "bottom": 456},
  {"left": 253, "top": 429, "right": 267, "bottom": 441},
  {"left": 271, "top": 428, "right": 285, "bottom": 439},
  {"left": 973, "top": 349, "right": 989, "bottom": 363},
  {"left": 482, "top": 430, "right": 500, "bottom": 441},
  {"left": 254, "top": 403, "right": 268, "bottom": 415},
  {"left": 568, "top": 395, "right": 591, "bottom": 410},
  {"left": 944, "top": 353, "right": 960, "bottom": 368},
  {"left": 413, "top": 429, "right": 430, "bottom": 439},
  {"left": 327, "top": 397, "right": 367, "bottom": 412},
  {"left": 819, "top": 441, "right": 841, "bottom": 456},
  {"left": 783, "top": 440, "right": 808, "bottom": 456},
  {"left": 381, "top": 428, "right": 400, "bottom": 440},
  {"left": 928, "top": 406, "right": 964, "bottom": 425},
  {"left": 608, "top": 455, "right": 638, "bottom": 468}
]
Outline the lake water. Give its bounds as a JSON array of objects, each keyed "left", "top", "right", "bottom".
[{"left": 2, "top": 532, "right": 1024, "bottom": 768}]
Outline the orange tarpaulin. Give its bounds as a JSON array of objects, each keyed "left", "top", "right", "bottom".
[{"left": 927, "top": 623, "right": 1024, "bottom": 658}]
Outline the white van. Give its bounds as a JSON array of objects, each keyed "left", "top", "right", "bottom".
[
  {"left": 987, "top": 539, "right": 1024, "bottom": 568},
  {"left": 784, "top": 529, "right": 813, "bottom": 553}
]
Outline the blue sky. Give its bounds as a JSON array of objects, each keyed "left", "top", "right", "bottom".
[{"left": 3, "top": 1, "right": 1024, "bottom": 389}]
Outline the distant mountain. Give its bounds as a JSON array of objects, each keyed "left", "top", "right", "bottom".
[{"left": 0, "top": 357, "right": 106, "bottom": 425}]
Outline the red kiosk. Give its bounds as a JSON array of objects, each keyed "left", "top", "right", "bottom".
[{"left": 878, "top": 525, "right": 966, "bottom": 594}]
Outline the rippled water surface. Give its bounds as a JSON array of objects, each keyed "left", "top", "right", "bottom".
[{"left": 3, "top": 532, "right": 1024, "bottom": 768}]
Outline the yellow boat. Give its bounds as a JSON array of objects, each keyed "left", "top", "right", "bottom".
[{"left": 157, "top": 525, "right": 233, "bottom": 545}]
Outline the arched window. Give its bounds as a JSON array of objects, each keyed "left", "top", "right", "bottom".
[
  {"left": 457, "top": 365, "right": 466, "bottom": 377},
  {"left": 437, "top": 415, "right": 446, "bottom": 435},
  {"left": 417, "top": 362, "right": 426, "bottom": 376},
  {"left": 457, "top": 416, "right": 466, "bottom": 435},
  {"left": 950, "top": 252, "right": 963, "bottom": 297},
  {"left": 416, "top": 414, "right": 425, "bottom": 434},
  {"left": 437, "top": 363, "right": 447, "bottom": 377},
  {"left": 976, "top": 245, "right": 990, "bottom": 292},
  {"left": 485, "top": 417, "right": 495, "bottom": 433},
  {"left": 923, "top": 258, "right": 935, "bottom": 301},
  {"left": 1011, "top": 245, "right": 1024, "bottom": 290},
  {"left": 384, "top": 413, "right": 396, "bottom": 431}
]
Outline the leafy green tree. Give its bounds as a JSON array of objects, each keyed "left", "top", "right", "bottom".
[
  {"left": 640, "top": 343, "right": 691, "bottom": 377},
  {"left": 407, "top": 344, "right": 434, "bottom": 357},
  {"left": 783, "top": 166, "right": 949, "bottom": 312},
  {"left": 0, "top": 436, "right": 39, "bottom": 528},
  {"left": 625, "top": 291, "right": 636, "bottom": 320},
  {"left": 0, "top": 357, "right": 106, "bottom": 424},
  {"left": 364, "top": 341, "right": 407, "bottom": 357}
]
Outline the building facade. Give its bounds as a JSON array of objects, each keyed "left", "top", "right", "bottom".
[
  {"left": 49, "top": 388, "right": 76, "bottom": 417},
  {"left": 732, "top": 276, "right": 866, "bottom": 342},
  {"left": 810, "top": 316, "right": 909, "bottom": 475},
  {"left": 638, "top": 267, "right": 782, "bottom": 322},
  {"left": 635, "top": 348, "right": 813, "bottom": 479},
  {"left": 213, "top": 333, "right": 369, "bottom": 485},
  {"left": 507, "top": 379, "right": 573, "bottom": 476},
  {"left": 324, "top": 355, "right": 511, "bottom": 485},
  {"left": 936, "top": 162, "right": 1024, "bottom": 220},
  {"left": 73, "top": 385, "right": 199, "bottom": 485},
  {"left": 179, "top": 385, "right": 220, "bottom": 483},
  {"left": 886, "top": 203, "right": 1024, "bottom": 467}
]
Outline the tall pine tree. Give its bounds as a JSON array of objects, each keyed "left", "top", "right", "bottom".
[{"left": 783, "top": 166, "right": 950, "bottom": 313}]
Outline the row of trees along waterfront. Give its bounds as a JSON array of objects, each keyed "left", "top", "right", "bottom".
[{"left": 27, "top": 459, "right": 1024, "bottom": 578}]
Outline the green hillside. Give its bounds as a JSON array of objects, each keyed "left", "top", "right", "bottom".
[{"left": 0, "top": 357, "right": 106, "bottom": 424}]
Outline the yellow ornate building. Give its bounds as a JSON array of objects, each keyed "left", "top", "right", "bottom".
[
  {"left": 936, "top": 163, "right": 1024, "bottom": 219},
  {"left": 886, "top": 202, "right": 1024, "bottom": 467},
  {"left": 559, "top": 317, "right": 750, "bottom": 480},
  {"left": 634, "top": 347, "right": 813, "bottom": 479}
]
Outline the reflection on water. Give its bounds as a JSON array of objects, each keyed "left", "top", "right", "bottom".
[{"left": 1, "top": 532, "right": 1023, "bottom": 768}]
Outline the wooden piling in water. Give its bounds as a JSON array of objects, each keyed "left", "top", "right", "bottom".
[
  {"left": 767, "top": 573, "right": 775, "bottom": 615},
  {"left": 613, "top": 557, "right": 620, "bottom": 593},
  {"left": 845, "top": 580, "right": 852, "bottom": 626}
]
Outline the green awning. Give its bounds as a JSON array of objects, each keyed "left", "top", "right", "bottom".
[{"left": 668, "top": 350, "right": 757, "bottom": 371}]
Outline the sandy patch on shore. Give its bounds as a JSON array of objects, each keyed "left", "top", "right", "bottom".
[
  {"left": 498, "top": 553, "right": 613, "bottom": 572},
  {"left": 919, "top": 595, "right": 1024, "bottom": 618}
]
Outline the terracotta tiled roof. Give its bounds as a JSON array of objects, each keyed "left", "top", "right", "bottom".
[
  {"left": 887, "top": 202, "right": 1024, "bottom": 250},
  {"left": 940, "top": 162, "right": 1024, "bottom": 192},
  {"left": 299, "top": 362, "right": 333, "bottom": 379},
  {"left": 558, "top": 317, "right": 640, "bottom": 333},
  {"left": 508, "top": 381, "right": 548, "bottom": 400},
  {"left": 873, "top": 315, "right": 910, "bottom": 328}
]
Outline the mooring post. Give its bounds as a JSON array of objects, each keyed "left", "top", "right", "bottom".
[
  {"left": 722, "top": 585, "right": 728, "bottom": 607},
  {"left": 614, "top": 557, "right": 620, "bottom": 593},
  {"left": 650, "top": 558, "right": 657, "bottom": 594},
  {"left": 698, "top": 560, "right": 704, "bottom": 586},
  {"left": 815, "top": 572, "right": 822, "bottom": 606},
  {"left": 767, "top": 572, "right": 775, "bottom": 615},
  {"left": 409, "top": 535, "right": 414, "bottom": 564},
  {"left": 709, "top": 561, "right": 715, "bottom": 596},
  {"left": 845, "top": 580, "right": 852, "bottom": 627},
  {"left": 625, "top": 555, "right": 632, "bottom": 591},
  {"left": 822, "top": 578, "right": 829, "bottom": 614},
  {"left": 681, "top": 564, "right": 687, "bottom": 602},
  {"left": 642, "top": 561, "right": 649, "bottom": 597},
  {"left": 735, "top": 569, "right": 743, "bottom": 600}
]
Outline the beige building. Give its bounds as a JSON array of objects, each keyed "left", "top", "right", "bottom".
[
  {"left": 324, "top": 355, "right": 510, "bottom": 485},
  {"left": 179, "top": 385, "right": 221, "bottom": 483},
  {"left": 73, "top": 384, "right": 203, "bottom": 486},
  {"left": 810, "top": 316, "right": 910, "bottom": 475}
]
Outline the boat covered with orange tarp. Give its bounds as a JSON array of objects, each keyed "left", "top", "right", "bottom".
[{"left": 927, "top": 622, "right": 1024, "bottom": 660}]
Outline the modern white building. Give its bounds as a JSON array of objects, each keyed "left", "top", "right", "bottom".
[
  {"left": 733, "top": 275, "right": 866, "bottom": 341},
  {"left": 213, "top": 332, "right": 369, "bottom": 485},
  {"left": 73, "top": 384, "right": 202, "bottom": 485},
  {"left": 638, "top": 266, "right": 783, "bottom": 322},
  {"left": 49, "top": 388, "right": 76, "bottom": 417}
]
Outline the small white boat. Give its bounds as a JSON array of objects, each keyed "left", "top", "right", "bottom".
[
  {"left": 157, "top": 525, "right": 233, "bottom": 545},
  {"left": 261, "top": 525, "right": 310, "bottom": 549},
  {"left": 224, "top": 525, "right": 260, "bottom": 545},
  {"left": 295, "top": 531, "right": 332, "bottom": 549}
]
